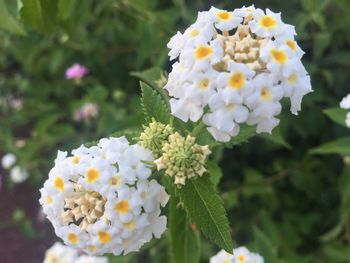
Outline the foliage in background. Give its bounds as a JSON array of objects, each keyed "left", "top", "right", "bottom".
[{"left": 1, "top": 0, "right": 350, "bottom": 262}]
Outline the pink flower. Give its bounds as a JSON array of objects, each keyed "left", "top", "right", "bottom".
[{"left": 65, "top": 63, "right": 89, "bottom": 79}]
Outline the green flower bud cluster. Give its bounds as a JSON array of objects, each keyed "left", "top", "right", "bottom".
[
  {"left": 139, "top": 121, "right": 174, "bottom": 158},
  {"left": 155, "top": 132, "right": 211, "bottom": 186}
]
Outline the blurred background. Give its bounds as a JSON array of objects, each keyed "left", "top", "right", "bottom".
[{"left": 1, "top": 0, "right": 350, "bottom": 262}]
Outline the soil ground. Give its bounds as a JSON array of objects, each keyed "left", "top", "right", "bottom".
[{"left": 0, "top": 175, "right": 56, "bottom": 263}]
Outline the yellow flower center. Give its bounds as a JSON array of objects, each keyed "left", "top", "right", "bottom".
[
  {"left": 87, "top": 245, "right": 98, "bottom": 253},
  {"left": 195, "top": 46, "right": 213, "bottom": 60},
  {"left": 286, "top": 40, "right": 297, "bottom": 51},
  {"left": 216, "top": 11, "right": 232, "bottom": 21},
  {"left": 46, "top": 196, "right": 53, "bottom": 205},
  {"left": 71, "top": 155, "right": 80, "bottom": 164},
  {"left": 239, "top": 255, "right": 246, "bottom": 262},
  {"left": 115, "top": 200, "right": 130, "bottom": 213},
  {"left": 199, "top": 78, "right": 210, "bottom": 90},
  {"left": 225, "top": 103, "right": 236, "bottom": 111},
  {"left": 190, "top": 29, "right": 199, "bottom": 37},
  {"left": 54, "top": 177, "right": 64, "bottom": 191},
  {"left": 98, "top": 231, "right": 111, "bottom": 244},
  {"left": 261, "top": 87, "right": 272, "bottom": 101},
  {"left": 87, "top": 167, "right": 100, "bottom": 183},
  {"left": 229, "top": 72, "right": 245, "bottom": 90},
  {"left": 260, "top": 15, "right": 277, "bottom": 28},
  {"left": 271, "top": 49, "right": 287, "bottom": 64},
  {"left": 67, "top": 233, "right": 79, "bottom": 244},
  {"left": 288, "top": 74, "right": 298, "bottom": 85},
  {"left": 124, "top": 220, "right": 136, "bottom": 230}
]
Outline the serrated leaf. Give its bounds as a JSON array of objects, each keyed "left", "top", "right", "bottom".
[
  {"left": 207, "top": 160, "right": 223, "bottom": 187},
  {"left": 224, "top": 125, "right": 256, "bottom": 148},
  {"left": 324, "top": 108, "right": 348, "bottom": 127},
  {"left": 178, "top": 175, "right": 233, "bottom": 252},
  {"left": 20, "top": 0, "right": 58, "bottom": 33},
  {"left": 309, "top": 137, "right": 350, "bottom": 155},
  {"left": 169, "top": 197, "right": 200, "bottom": 263},
  {"left": 0, "top": 0, "right": 25, "bottom": 35},
  {"left": 140, "top": 81, "right": 171, "bottom": 124}
]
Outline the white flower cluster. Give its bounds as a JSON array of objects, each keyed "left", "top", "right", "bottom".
[
  {"left": 166, "top": 5, "right": 312, "bottom": 142},
  {"left": 340, "top": 94, "right": 350, "bottom": 127},
  {"left": 43, "top": 242, "right": 108, "bottom": 263},
  {"left": 1, "top": 153, "right": 29, "bottom": 183},
  {"left": 39, "top": 137, "right": 169, "bottom": 256},
  {"left": 210, "top": 247, "right": 264, "bottom": 263}
]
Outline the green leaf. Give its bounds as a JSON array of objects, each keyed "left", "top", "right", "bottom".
[
  {"left": 169, "top": 197, "right": 200, "bottom": 263},
  {"left": 178, "top": 175, "right": 233, "bottom": 252},
  {"left": 140, "top": 81, "right": 172, "bottom": 124},
  {"left": 0, "top": 0, "right": 25, "bottom": 35},
  {"left": 58, "top": 0, "right": 76, "bottom": 20},
  {"left": 260, "top": 127, "right": 292, "bottom": 150},
  {"left": 224, "top": 125, "right": 256, "bottom": 148},
  {"left": 131, "top": 67, "right": 165, "bottom": 89},
  {"left": 309, "top": 137, "right": 350, "bottom": 155},
  {"left": 20, "top": 0, "right": 59, "bottom": 33},
  {"left": 253, "top": 225, "right": 278, "bottom": 263},
  {"left": 324, "top": 108, "right": 348, "bottom": 127},
  {"left": 207, "top": 160, "right": 223, "bottom": 187}
]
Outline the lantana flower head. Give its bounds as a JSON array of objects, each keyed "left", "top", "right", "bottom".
[
  {"left": 66, "top": 63, "right": 89, "bottom": 80},
  {"left": 210, "top": 246, "right": 264, "bottom": 263},
  {"left": 139, "top": 121, "right": 174, "bottom": 158},
  {"left": 154, "top": 132, "right": 211, "bottom": 186},
  {"left": 166, "top": 5, "right": 312, "bottom": 142},
  {"left": 74, "top": 103, "right": 99, "bottom": 122},
  {"left": 39, "top": 137, "right": 169, "bottom": 256}
]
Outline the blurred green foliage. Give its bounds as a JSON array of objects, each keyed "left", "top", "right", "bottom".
[{"left": 1, "top": 0, "right": 350, "bottom": 262}]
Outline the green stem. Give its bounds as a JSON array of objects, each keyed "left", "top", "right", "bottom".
[{"left": 191, "top": 121, "right": 206, "bottom": 137}]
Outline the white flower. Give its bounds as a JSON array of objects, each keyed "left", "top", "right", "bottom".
[
  {"left": 210, "top": 247, "right": 264, "bottom": 263},
  {"left": 204, "top": 89, "right": 249, "bottom": 142},
  {"left": 260, "top": 42, "right": 297, "bottom": 77},
  {"left": 1, "top": 153, "right": 16, "bottom": 169},
  {"left": 246, "top": 74, "right": 283, "bottom": 133},
  {"left": 169, "top": 97, "right": 204, "bottom": 122},
  {"left": 251, "top": 253, "right": 264, "bottom": 263},
  {"left": 216, "top": 61, "right": 255, "bottom": 97},
  {"left": 43, "top": 242, "right": 79, "bottom": 263},
  {"left": 183, "top": 13, "right": 215, "bottom": 46},
  {"left": 277, "top": 38, "right": 304, "bottom": 59},
  {"left": 340, "top": 94, "right": 350, "bottom": 110},
  {"left": 182, "top": 38, "right": 223, "bottom": 71},
  {"left": 10, "top": 166, "right": 28, "bottom": 183},
  {"left": 39, "top": 137, "right": 169, "bottom": 256},
  {"left": 167, "top": 31, "right": 186, "bottom": 60},
  {"left": 281, "top": 62, "right": 312, "bottom": 115},
  {"left": 210, "top": 249, "right": 234, "bottom": 263},
  {"left": 164, "top": 5, "right": 312, "bottom": 142},
  {"left": 249, "top": 8, "right": 284, "bottom": 38},
  {"left": 209, "top": 7, "right": 243, "bottom": 32},
  {"left": 233, "top": 247, "right": 252, "bottom": 263}
]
